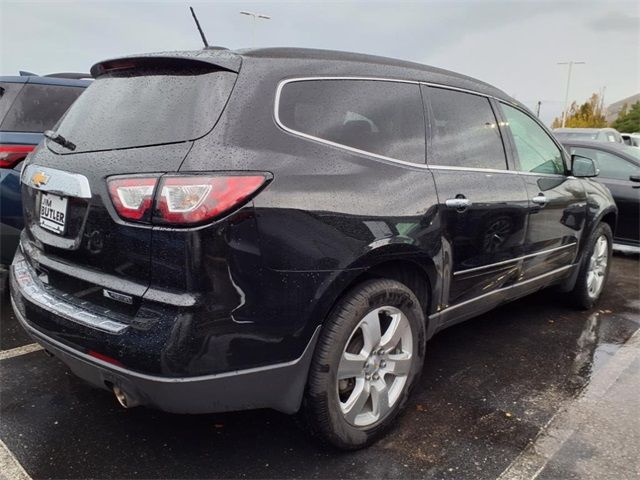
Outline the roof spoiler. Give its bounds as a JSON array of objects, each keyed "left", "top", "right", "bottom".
[
  {"left": 19, "top": 70, "right": 91, "bottom": 79},
  {"left": 90, "top": 51, "right": 241, "bottom": 78},
  {"left": 44, "top": 72, "right": 92, "bottom": 80}
]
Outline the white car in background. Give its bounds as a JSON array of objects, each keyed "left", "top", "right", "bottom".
[{"left": 621, "top": 133, "right": 640, "bottom": 147}]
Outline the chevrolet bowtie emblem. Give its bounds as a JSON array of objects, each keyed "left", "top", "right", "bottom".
[{"left": 31, "top": 171, "right": 50, "bottom": 188}]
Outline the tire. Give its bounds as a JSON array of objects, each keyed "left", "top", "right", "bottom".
[
  {"left": 301, "top": 278, "right": 426, "bottom": 450},
  {"left": 569, "top": 222, "right": 613, "bottom": 309}
]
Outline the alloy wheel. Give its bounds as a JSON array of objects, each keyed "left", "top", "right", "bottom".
[
  {"left": 336, "top": 306, "right": 413, "bottom": 427},
  {"left": 587, "top": 235, "right": 608, "bottom": 299}
]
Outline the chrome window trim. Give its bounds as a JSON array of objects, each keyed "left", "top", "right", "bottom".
[
  {"left": 421, "top": 82, "right": 514, "bottom": 104},
  {"left": 274, "top": 76, "right": 570, "bottom": 178},
  {"left": 428, "top": 165, "right": 513, "bottom": 175},
  {"left": 427, "top": 164, "right": 567, "bottom": 177},
  {"left": 453, "top": 242, "right": 578, "bottom": 277},
  {"left": 274, "top": 76, "right": 430, "bottom": 170},
  {"left": 274, "top": 76, "right": 521, "bottom": 172},
  {"left": 516, "top": 170, "right": 568, "bottom": 178}
]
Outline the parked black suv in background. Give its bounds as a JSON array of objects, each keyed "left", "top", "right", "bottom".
[
  {"left": 10, "top": 48, "right": 616, "bottom": 449},
  {"left": 560, "top": 139, "right": 640, "bottom": 252}
]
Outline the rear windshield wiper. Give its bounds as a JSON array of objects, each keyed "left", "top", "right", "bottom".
[{"left": 44, "top": 130, "right": 76, "bottom": 151}]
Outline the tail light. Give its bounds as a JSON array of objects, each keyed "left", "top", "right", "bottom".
[
  {"left": 0, "top": 144, "right": 35, "bottom": 168},
  {"left": 107, "top": 174, "right": 269, "bottom": 226},
  {"left": 107, "top": 177, "right": 157, "bottom": 221}
]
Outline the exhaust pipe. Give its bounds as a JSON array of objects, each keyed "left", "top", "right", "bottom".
[{"left": 112, "top": 386, "right": 139, "bottom": 409}]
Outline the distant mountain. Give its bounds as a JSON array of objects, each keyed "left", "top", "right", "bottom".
[{"left": 607, "top": 93, "right": 640, "bottom": 124}]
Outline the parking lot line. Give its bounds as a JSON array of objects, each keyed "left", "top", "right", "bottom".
[
  {"left": 0, "top": 343, "right": 43, "bottom": 361},
  {"left": 497, "top": 325, "right": 640, "bottom": 480},
  {"left": 0, "top": 439, "right": 31, "bottom": 480}
]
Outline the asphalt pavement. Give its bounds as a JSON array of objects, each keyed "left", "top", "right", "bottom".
[{"left": 1, "top": 255, "right": 638, "bottom": 479}]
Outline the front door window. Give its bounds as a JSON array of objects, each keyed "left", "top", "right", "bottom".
[{"left": 501, "top": 104, "right": 565, "bottom": 175}]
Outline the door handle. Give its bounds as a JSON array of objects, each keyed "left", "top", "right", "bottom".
[
  {"left": 531, "top": 194, "right": 548, "bottom": 206},
  {"left": 445, "top": 197, "right": 472, "bottom": 210}
]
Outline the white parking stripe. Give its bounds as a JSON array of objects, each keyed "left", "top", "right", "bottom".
[
  {"left": 498, "top": 326, "right": 640, "bottom": 480},
  {"left": 0, "top": 439, "right": 31, "bottom": 480},
  {"left": 0, "top": 343, "right": 43, "bottom": 361}
]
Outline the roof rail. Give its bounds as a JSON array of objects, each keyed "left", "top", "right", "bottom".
[{"left": 19, "top": 70, "right": 38, "bottom": 76}]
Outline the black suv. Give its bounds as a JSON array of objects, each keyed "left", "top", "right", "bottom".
[{"left": 10, "top": 48, "right": 616, "bottom": 449}]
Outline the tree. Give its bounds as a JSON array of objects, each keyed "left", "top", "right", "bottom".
[
  {"left": 551, "top": 93, "right": 608, "bottom": 128},
  {"left": 611, "top": 101, "right": 640, "bottom": 133}
]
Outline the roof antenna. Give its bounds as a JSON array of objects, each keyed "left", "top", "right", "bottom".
[{"left": 189, "top": 6, "right": 210, "bottom": 48}]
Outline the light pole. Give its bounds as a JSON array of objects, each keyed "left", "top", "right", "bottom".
[
  {"left": 558, "top": 61, "right": 586, "bottom": 128},
  {"left": 240, "top": 11, "right": 271, "bottom": 47}
]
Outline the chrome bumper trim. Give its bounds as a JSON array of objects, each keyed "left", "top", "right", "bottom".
[{"left": 12, "top": 258, "right": 129, "bottom": 334}]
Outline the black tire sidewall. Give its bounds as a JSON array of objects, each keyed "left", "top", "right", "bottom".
[
  {"left": 305, "top": 279, "right": 426, "bottom": 450},
  {"left": 573, "top": 223, "right": 613, "bottom": 309}
]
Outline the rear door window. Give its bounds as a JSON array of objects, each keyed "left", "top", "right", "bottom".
[
  {"left": 50, "top": 64, "right": 237, "bottom": 154},
  {"left": 278, "top": 79, "right": 426, "bottom": 164},
  {"left": 0, "top": 84, "right": 84, "bottom": 132},
  {"left": 427, "top": 87, "right": 507, "bottom": 170}
]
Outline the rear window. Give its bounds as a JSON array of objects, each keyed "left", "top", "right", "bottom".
[
  {"left": 0, "top": 83, "right": 84, "bottom": 133},
  {"left": 50, "top": 64, "right": 237, "bottom": 154},
  {"left": 278, "top": 79, "right": 426, "bottom": 164},
  {"left": 0, "top": 82, "right": 24, "bottom": 120}
]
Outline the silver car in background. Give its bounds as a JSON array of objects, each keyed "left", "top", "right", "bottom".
[{"left": 553, "top": 127, "right": 624, "bottom": 143}]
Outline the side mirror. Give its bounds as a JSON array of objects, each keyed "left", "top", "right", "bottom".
[{"left": 572, "top": 154, "right": 599, "bottom": 178}]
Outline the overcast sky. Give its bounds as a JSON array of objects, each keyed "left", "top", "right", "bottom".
[{"left": 1, "top": 0, "right": 638, "bottom": 125}]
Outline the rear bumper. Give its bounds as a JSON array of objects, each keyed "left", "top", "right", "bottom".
[{"left": 10, "top": 254, "right": 321, "bottom": 414}]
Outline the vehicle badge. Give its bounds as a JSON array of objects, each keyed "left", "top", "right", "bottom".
[{"left": 31, "top": 171, "right": 50, "bottom": 188}]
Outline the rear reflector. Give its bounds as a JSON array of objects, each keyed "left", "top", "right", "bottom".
[
  {"left": 87, "top": 350, "right": 124, "bottom": 367},
  {"left": 0, "top": 144, "right": 35, "bottom": 168},
  {"left": 107, "top": 174, "right": 269, "bottom": 225}
]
